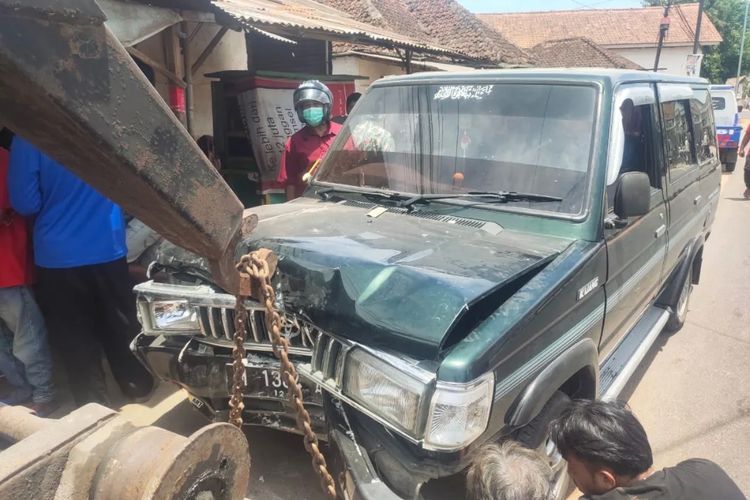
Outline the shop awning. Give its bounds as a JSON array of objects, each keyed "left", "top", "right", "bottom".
[
  {"left": 99, "top": 0, "right": 182, "bottom": 47},
  {"left": 211, "top": 0, "right": 464, "bottom": 57}
]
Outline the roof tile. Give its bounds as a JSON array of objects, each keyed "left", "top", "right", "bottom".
[
  {"left": 321, "top": 0, "right": 533, "bottom": 66},
  {"left": 479, "top": 3, "right": 722, "bottom": 49},
  {"left": 530, "top": 37, "right": 643, "bottom": 69}
]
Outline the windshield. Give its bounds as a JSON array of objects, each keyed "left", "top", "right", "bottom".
[{"left": 315, "top": 83, "right": 598, "bottom": 215}]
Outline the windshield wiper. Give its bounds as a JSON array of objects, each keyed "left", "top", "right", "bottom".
[
  {"left": 315, "top": 186, "right": 561, "bottom": 211},
  {"left": 315, "top": 186, "right": 410, "bottom": 203},
  {"left": 399, "top": 191, "right": 562, "bottom": 209}
]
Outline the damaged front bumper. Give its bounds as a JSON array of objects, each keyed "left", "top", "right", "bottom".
[
  {"left": 131, "top": 333, "right": 326, "bottom": 436},
  {"left": 325, "top": 399, "right": 467, "bottom": 500},
  {"left": 132, "top": 333, "right": 468, "bottom": 499},
  {"left": 329, "top": 427, "right": 402, "bottom": 500}
]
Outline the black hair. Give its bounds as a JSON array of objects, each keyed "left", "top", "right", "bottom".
[
  {"left": 196, "top": 135, "right": 215, "bottom": 155},
  {"left": 0, "top": 128, "right": 14, "bottom": 151},
  {"left": 346, "top": 92, "right": 362, "bottom": 109},
  {"left": 548, "top": 399, "right": 652, "bottom": 477}
]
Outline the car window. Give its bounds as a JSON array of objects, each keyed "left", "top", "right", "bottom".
[
  {"left": 691, "top": 91, "right": 718, "bottom": 164},
  {"left": 711, "top": 97, "right": 726, "bottom": 110},
  {"left": 661, "top": 100, "right": 697, "bottom": 176},
  {"left": 318, "top": 83, "right": 598, "bottom": 216},
  {"left": 607, "top": 85, "right": 661, "bottom": 212},
  {"left": 608, "top": 85, "right": 659, "bottom": 186}
]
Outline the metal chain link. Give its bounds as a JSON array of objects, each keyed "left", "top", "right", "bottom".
[
  {"left": 232, "top": 251, "right": 337, "bottom": 499},
  {"left": 228, "top": 294, "right": 249, "bottom": 428}
]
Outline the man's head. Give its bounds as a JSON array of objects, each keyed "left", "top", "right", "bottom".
[
  {"left": 620, "top": 98, "right": 635, "bottom": 123},
  {"left": 549, "top": 399, "right": 653, "bottom": 496},
  {"left": 466, "top": 441, "right": 552, "bottom": 500},
  {"left": 620, "top": 98, "right": 642, "bottom": 136},
  {"left": 346, "top": 92, "right": 362, "bottom": 115},
  {"left": 293, "top": 80, "right": 333, "bottom": 128}
]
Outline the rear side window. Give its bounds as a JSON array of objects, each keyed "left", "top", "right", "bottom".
[
  {"left": 691, "top": 92, "right": 718, "bottom": 164},
  {"left": 711, "top": 97, "right": 726, "bottom": 110},
  {"left": 661, "top": 100, "right": 696, "bottom": 172}
]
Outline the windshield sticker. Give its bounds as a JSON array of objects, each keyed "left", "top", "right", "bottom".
[{"left": 433, "top": 85, "right": 494, "bottom": 101}]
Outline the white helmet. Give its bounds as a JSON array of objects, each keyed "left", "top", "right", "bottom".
[{"left": 293, "top": 80, "right": 333, "bottom": 123}]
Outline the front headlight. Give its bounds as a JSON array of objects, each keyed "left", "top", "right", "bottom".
[
  {"left": 148, "top": 299, "right": 200, "bottom": 332},
  {"left": 343, "top": 349, "right": 431, "bottom": 435},
  {"left": 423, "top": 372, "right": 494, "bottom": 450}
]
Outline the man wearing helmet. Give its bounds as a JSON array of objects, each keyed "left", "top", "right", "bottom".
[{"left": 277, "top": 80, "right": 342, "bottom": 200}]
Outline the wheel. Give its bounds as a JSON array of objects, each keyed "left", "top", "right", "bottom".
[
  {"left": 725, "top": 161, "right": 736, "bottom": 172},
  {"left": 665, "top": 264, "right": 693, "bottom": 332},
  {"left": 513, "top": 391, "right": 572, "bottom": 500}
]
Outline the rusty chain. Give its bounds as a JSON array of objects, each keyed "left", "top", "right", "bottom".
[
  {"left": 231, "top": 251, "right": 337, "bottom": 499},
  {"left": 228, "top": 294, "right": 248, "bottom": 428}
]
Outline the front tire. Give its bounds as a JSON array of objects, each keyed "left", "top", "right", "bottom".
[
  {"left": 665, "top": 264, "right": 693, "bottom": 332},
  {"left": 512, "top": 391, "right": 571, "bottom": 500}
]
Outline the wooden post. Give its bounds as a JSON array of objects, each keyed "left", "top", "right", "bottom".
[{"left": 192, "top": 25, "right": 229, "bottom": 76}]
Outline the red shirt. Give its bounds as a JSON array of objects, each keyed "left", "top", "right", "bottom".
[
  {"left": 277, "top": 122, "right": 342, "bottom": 199},
  {"left": 0, "top": 147, "right": 33, "bottom": 287}
]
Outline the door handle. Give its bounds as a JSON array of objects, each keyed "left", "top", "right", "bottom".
[
  {"left": 655, "top": 225, "right": 666, "bottom": 238},
  {"left": 693, "top": 195, "right": 703, "bottom": 206}
]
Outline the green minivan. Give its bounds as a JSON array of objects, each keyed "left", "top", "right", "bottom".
[{"left": 133, "top": 69, "right": 720, "bottom": 499}]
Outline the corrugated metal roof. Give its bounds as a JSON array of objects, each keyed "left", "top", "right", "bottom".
[{"left": 211, "top": 0, "right": 462, "bottom": 56}]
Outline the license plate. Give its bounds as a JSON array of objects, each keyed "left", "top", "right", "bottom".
[{"left": 227, "top": 361, "right": 323, "bottom": 403}]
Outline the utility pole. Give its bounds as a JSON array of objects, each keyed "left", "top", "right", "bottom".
[
  {"left": 654, "top": 4, "right": 670, "bottom": 72},
  {"left": 692, "top": 0, "right": 704, "bottom": 55},
  {"left": 737, "top": 0, "right": 750, "bottom": 93}
]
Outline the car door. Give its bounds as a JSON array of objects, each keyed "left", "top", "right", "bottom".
[
  {"left": 600, "top": 84, "right": 668, "bottom": 359},
  {"left": 690, "top": 89, "right": 721, "bottom": 231},
  {"left": 657, "top": 84, "right": 702, "bottom": 278}
]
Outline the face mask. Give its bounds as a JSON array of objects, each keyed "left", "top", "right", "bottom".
[{"left": 302, "top": 106, "right": 325, "bottom": 127}]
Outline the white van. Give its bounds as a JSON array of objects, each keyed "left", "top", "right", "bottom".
[{"left": 710, "top": 85, "right": 743, "bottom": 172}]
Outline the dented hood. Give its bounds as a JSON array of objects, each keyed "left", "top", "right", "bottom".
[{"left": 241, "top": 198, "right": 570, "bottom": 358}]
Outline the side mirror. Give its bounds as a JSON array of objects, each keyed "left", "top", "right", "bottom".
[{"left": 614, "top": 171, "right": 650, "bottom": 219}]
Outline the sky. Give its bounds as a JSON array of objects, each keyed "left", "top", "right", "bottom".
[{"left": 456, "top": 0, "right": 642, "bottom": 13}]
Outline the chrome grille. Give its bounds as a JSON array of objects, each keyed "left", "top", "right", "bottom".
[
  {"left": 308, "top": 333, "right": 351, "bottom": 388},
  {"left": 197, "top": 304, "right": 321, "bottom": 355}
]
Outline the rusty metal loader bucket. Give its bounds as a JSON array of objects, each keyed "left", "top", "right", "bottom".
[
  {"left": 0, "top": 403, "right": 251, "bottom": 499},
  {"left": 0, "top": 0, "right": 247, "bottom": 292}
]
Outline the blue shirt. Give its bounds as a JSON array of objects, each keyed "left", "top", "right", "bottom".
[{"left": 8, "top": 137, "right": 126, "bottom": 268}]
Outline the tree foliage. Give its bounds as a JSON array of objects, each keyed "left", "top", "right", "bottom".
[{"left": 643, "top": 0, "right": 747, "bottom": 83}]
